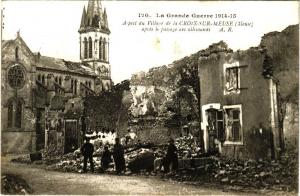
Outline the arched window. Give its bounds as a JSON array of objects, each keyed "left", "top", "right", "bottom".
[
  {"left": 99, "top": 38, "right": 102, "bottom": 60},
  {"left": 15, "top": 100, "right": 22, "bottom": 128},
  {"left": 103, "top": 38, "right": 106, "bottom": 61},
  {"left": 88, "top": 81, "right": 91, "bottom": 88},
  {"left": 7, "top": 102, "right": 13, "bottom": 128},
  {"left": 38, "top": 74, "right": 41, "bottom": 81},
  {"left": 71, "top": 79, "right": 74, "bottom": 92},
  {"left": 88, "top": 37, "right": 93, "bottom": 58},
  {"left": 42, "top": 75, "right": 45, "bottom": 85},
  {"left": 15, "top": 47, "right": 19, "bottom": 61},
  {"left": 84, "top": 37, "right": 88, "bottom": 59},
  {"left": 7, "top": 98, "right": 23, "bottom": 128},
  {"left": 74, "top": 80, "right": 78, "bottom": 95},
  {"left": 59, "top": 77, "right": 62, "bottom": 85},
  {"left": 55, "top": 77, "right": 58, "bottom": 83}
]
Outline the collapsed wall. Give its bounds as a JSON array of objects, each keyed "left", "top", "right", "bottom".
[
  {"left": 198, "top": 24, "right": 298, "bottom": 159},
  {"left": 84, "top": 52, "right": 202, "bottom": 144},
  {"left": 85, "top": 24, "right": 298, "bottom": 151},
  {"left": 260, "top": 24, "right": 299, "bottom": 151},
  {"left": 126, "top": 53, "right": 201, "bottom": 144}
]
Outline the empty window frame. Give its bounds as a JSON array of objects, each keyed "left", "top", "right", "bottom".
[
  {"left": 224, "top": 62, "right": 240, "bottom": 95},
  {"left": 223, "top": 105, "right": 243, "bottom": 144}
]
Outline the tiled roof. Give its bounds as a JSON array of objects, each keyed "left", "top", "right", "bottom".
[{"left": 36, "top": 55, "right": 97, "bottom": 77}]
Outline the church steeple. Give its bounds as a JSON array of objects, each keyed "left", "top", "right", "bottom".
[
  {"left": 78, "top": 0, "right": 110, "bottom": 34},
  {"left": 78, "top": 0, "right": 112, "bottom": 93},
  {"left": 80, "top": 6, "right": 87, "bottom": 29}
]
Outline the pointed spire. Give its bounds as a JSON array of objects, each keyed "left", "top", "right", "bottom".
[
  {"left": 103, "top": 8, "right": 108, "bottom": 29},
  {"left": 16, "top": 29, "right": 20, "bottom": 38},
  {"left": 80, "top": 6, "right": 87, "bottom": 28},
  {"left": 79, "top": 0, "right": 110, "bottom": 33}
]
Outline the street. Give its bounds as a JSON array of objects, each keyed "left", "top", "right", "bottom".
[{"left": 1, "top": 156, "right": 244, "bottom": 195}]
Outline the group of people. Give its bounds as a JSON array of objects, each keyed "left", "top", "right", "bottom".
[
  {"left": 81, "top": 137, "right": 126, "bottom": 174},
  {"left": 81, "top": 136, "right": 179, "bottom": 174}
]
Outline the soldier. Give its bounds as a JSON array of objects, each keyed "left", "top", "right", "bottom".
[
  {"left": 113, "top": 138, "right": 126, "bottom": 174},
  {"left": 81, "top": 137, "right": 94, "bottom": 173}
]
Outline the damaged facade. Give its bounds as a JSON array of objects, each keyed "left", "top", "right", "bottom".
[
  {"left": 88, "top": 25, "right": 298, "bottom": 161},
  {"left": 199, "top": 25, "right": 299, "bottom": 159},
  {"left": 1, "top": 0, "right": 112, "bottom": 153}
]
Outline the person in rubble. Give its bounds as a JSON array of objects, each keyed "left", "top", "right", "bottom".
[
  {"left": 101, "top": 145, "right": 112, "bottom": 171},
  {"left": 81, "top": 137, "right": 94, "bottom": 173},
  {"left": 164, "top": 138, "right": 178, "bottom": 173},
  {"left": 113, "top": 137, "right": 126, "bottom": 174}
]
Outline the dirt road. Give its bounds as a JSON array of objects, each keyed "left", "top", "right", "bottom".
[{"left": 1, "top": 156, "right": 244, "bottom": 195}]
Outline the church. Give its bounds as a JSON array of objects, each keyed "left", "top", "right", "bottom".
[{"left": 1, "top": 0, "right": 112, "bottom": 153}]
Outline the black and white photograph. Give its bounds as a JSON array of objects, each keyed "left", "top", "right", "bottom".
[{"left": 1, "top": 0, "right": 299, "bottom": 195}]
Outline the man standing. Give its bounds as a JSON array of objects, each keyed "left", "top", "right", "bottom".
[
  {"left": 113, "top": 138, "right": 126, "bottom": 174},
  {"left": 164, "top": 138, "right": 178, "bottom": 173},
  {"left": 81, "top": 137, "right": 94, "bottom": 173},
  {"left": 101, "top": 145, "right": 112, "bottom": 171}
]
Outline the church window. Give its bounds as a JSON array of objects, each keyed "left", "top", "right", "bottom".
[
  {"left": 15, "top": 100, "right": 22, "bottom": 128},
  {"left": 99, "top": 38, "right": 102, "bottom": 60},
  {"left": 42, "top": 75, "right": 45, "bottom": 85},
  {"left": 38, "top": 74, "right": 41, "bottom": 81},
  {"left": 7, "top": 98, "right": 23, "bottom": 129},
  {"left": 103, "top": 38, "right": 106, "bottom": 61},
  {"left": 89, "top": 37, "right": 93, "bottom": 58},
  {"left": 74, "top": 80, "right": 78, "bottom": 95},
  {"left": 7, "top": 102, "right": 13, "bottom": 128},
  {"left": 84, "top": 37, "right": 88, "bottom": 59},
  {"left": 7, "top": 64, "right": 26, "bottom": 89},
  {"left": 15, "top": 47, "right": 19, "bottom": 61},
  {"left": 55, "top": 77, "right": 58, "bottom": 83},
  {"left": 71, "top": 79, "right": 74, "bottom": 92},
  {"left": 94, "top": 40, "right": 98, "bottom": 53},
  {"left": 59, "top": 77, "right": 62, "bottom": 85}
]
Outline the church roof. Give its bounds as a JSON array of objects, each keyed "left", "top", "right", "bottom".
[
  {"left": 35, "top": 55, "right": 98, "bottom": 77},
  {"left": 2, "top": 32, "right": 98, "bottom": 78}
]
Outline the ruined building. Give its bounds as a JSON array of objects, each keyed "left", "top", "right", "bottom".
[
  {"left": 1, "top": 0, "right": 111, "bottom": 153},
  {"left": 96, "top": 25, "right": 298, "bottom": 160},
  {"left": 198, "top": 25, "right": 298, "bottom": 159}
]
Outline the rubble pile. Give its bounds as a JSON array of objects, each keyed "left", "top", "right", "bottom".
[
  {"left": 125, "top": 148, "right": 155, "bottom": 173},
  {"left": 1, "top": 174, "right": 33, "bottom": 194},
  {"left": 11, "top": 154, "right": 31, "bottom": 164},
  {"left": 209, "top": 152, "right": 298, "bottom": 191},
  {"left": 175, "top": 136, "right": 202, "bottom": 159},
  {"left": 169, "top": 151, "right": 298, "bottom": 192}
]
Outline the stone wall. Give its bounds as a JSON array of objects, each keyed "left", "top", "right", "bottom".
[
  {"left": 1, "top": 36, "right": 37, "bottom": 153},
  {"left": 283, "top": 103, "right": 299, "bottom": 151},
  {"left": 260, "top": 24, "right": 299, "bottom": 152},
  {"left": 198, "top": 24, "right": 299, "bottom": 159},
  {"left": 2, "top": 131, "right": 36, "bottom": 154}
]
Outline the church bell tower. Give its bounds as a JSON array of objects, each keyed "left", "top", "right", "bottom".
[{"left": 79, "top": 0, "right": 111, "bottom": 91}]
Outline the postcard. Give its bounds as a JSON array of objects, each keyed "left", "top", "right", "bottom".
[{"left": 1, "top": 0, "right": 299, "bottom": 195}]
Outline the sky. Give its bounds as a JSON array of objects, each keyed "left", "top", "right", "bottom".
[{"left": 2, "top": 1, "right": 299, "bottom": 83}]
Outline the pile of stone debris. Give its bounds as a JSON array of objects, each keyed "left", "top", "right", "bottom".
[
  {"left": 9, "top": 137, "right": 297, "bottom": 192},
  {"left": 1, "top": 174, "right": 33, "bottom": 194},
  {"left": 170, "top": 150, "right": 298, "bottom": 192},
  {"left": 175, "top": 136, "right": 202, "bottom": 159}
]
